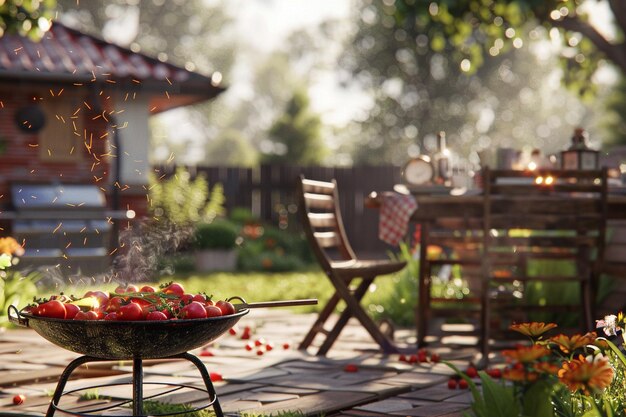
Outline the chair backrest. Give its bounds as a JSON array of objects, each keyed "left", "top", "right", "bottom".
[
  {"left": 482, "top": 168, "right": 608, "bottom": 271},
  {"left": 297, "top": 176, "right": 357, "bottom": 270}
]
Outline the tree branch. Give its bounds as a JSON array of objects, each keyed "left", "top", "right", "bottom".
[
  {"left": 549, "top": 14, "right": 626, "bottom": 73},
  {"left": 608, "top": 0, "right": 626, "bottom": 42}
]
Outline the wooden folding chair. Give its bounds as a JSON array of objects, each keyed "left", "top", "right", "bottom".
[
  {"left": 480, "top": 168, "right": 608, "bottom": 362},
  {"left": 297, "top": 176, "right": 406, "bottom": 355}
]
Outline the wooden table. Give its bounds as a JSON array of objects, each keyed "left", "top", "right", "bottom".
[
  {"left": 366, "top": 188, "right": 626, "bottom": 348},
  {"left": 366, "top": 191, "right": 626, "bottom": 222}
]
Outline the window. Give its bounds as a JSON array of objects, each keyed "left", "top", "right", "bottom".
[{"left": 39, "top": 96, "right": 84, "bottom": 162}]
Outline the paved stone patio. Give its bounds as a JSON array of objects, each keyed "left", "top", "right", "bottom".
[{"left": 0, "top": 311, "right": 489, "bottom": 416}]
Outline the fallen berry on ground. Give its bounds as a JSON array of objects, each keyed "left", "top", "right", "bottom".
[{"left": 344, "top": 364, "right": 358, "bottom": 373}]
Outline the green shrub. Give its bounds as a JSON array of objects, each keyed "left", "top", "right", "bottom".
[
  {"left": 193, "top": 220, "right": 239, "bottom": 250},
  {"left": 149, "top": 167, "right": 225, "bottom": 226}
]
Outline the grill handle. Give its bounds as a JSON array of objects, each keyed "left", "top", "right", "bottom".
[
  {"left": 7, "top": 305, "right": 29, "bottom": 327},
  {"left": 227, "top": 296, "right": 317, "bottom": 310}
]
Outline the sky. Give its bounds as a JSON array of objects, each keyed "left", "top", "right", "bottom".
[{"left": 225, "top": 0, "right": 366, "bottom": 126}]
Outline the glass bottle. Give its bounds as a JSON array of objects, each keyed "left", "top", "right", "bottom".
[{"left": 433, "top": 131, "right": 450, "bottom": 184}]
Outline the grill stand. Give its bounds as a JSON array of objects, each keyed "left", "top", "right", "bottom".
[{"left": 46, "top": 352, "right": 224, "bottom": 417}]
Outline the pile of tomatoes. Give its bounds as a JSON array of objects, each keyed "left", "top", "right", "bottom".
[{"left": 26, "top": 281, "right": 236, "bottom": 321}]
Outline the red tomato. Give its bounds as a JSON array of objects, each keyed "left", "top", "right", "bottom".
[
  {"left": 74, "top": 311, "right": 98, "bottom": 320},
  {"left": 104, "top": 313, "right": 118, "bottom": 321},
  {"left": 487, "top": 368, "right": 502, "bottom": 378},
  {"left": 12, "top": 394, "right": 25, "bottom": 405},
  {"left": 282, "top": 342, "right": 290, "bottom": 350},
  {"left": 83, "top": 290, "right": 109, "bottom": 307},
  {"left": 192, "top": 294, "right": 207, "bottom": 303},
  {"left": 254, "top": 338, "right": 265, "bottom": 347},
  {"left": 74, "top": 311, "right": 90, "bottom": 320},
  {"left": 131, "top": 297, "right": 152, "bottom": 308},
  {"left": 38, "top": 300, "right": 66, "bottom": 319},
  {"left": 447, "top": 378, "right": 457, "bottom": 389},
  {"left": 118, "top": 302, "right": 144, "bottom": 321},
  {"left": 179, "top": 294, "right": 194, "bottom": 306},
  {"left": 114, "top": 285, "right": 126, "bottom": 294},
  {"left": 245, "top": 342, "right": 254, "bottom": 351},
  {"left": 64, "top": 303, "right": 80, "bottom": 319},
  {"left": 126, "top": 284, "right": 139, "bottom": 293},
  {"left": 86, "top": 311, "right": 100, "bottom": 320},
  {"left": 162, "top": 282, "right": 185, "bottom": 296},
  {"left": 146, "top": 311, "right": 168, "bottom": 321},
  {"left": 180, "top": 301, "right": 207, "bottom": 319},
  {"left": 216, "top": 300, "right": 235, "bottom": 316},
  {"left": 256, "top": 350, "right": 264, "bottom": 356},
  {"left": 105, "top": 297, "right": 124, "bottom": 313},
  {"left": 205, "top": 305, "right": 223, "bottom": 318},
  {"left": 344, "top": 364, "right": 358, "bottom": 372},
  {"left": 430, "top": 353, "right": 441, "bottom": 363},
  {"left": 140, "top": 285, "right": 156, "bottom": 293},
  {"left": 459, "top": 379, "right": 469, "bottom": 389},
  {"left": 229, "top": 327, "right": 237, "bottom": 335},
  {"left": 466, "top": 366, "right": 478, "bottom": 378},
  {"left": 265, "top": 343, "right": 274, "bottom": 351}
]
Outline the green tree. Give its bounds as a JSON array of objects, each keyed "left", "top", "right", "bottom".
[
  {"left": 205, "top": 129, "right": 258, "bottom": 167},
  {"left": 600, "top": 77, "right": 626, "bottom": 147},
  {"left": 0, "top": 0, "right": 55, "bottom": 39},
  {"left": 393, "top": 0, "right": 624, "bottom": 97},
  {"left": 261, "top": 88, "right": 326, "bottom": 165},
  {"left": 341, "top": 0, "right": 595, "bottom": 164}
]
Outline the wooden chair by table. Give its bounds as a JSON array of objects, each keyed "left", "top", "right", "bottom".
[
  {"left": 297, "top": 176, "right": 406, "bottom": 355},
  {"left": 416, "top": 214, "right": 484, "bottom": 347},
  {"left": 480, "top": 168, "right": 608, "bottom": 361}
]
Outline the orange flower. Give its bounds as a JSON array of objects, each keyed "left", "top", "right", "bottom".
[
  {"left": 558, "top": 356, "right": 614, "bottom": 395},
  {"left": 533, "top": 361, "right": 560, "bottom": 376},
  {"left": 510, "top": 322, "right": 558, "bottom": 338},
  {"left": 503, "top": 367, "right": 539, "bottom": 382},
  {"left": 0, "top": 237, "right": 23, "bottom": 256},
  {"left": 550, "top": 332, "right": 597, "bottom": 354},
  {"left": 502, "top": 345, "right": 551, "bottom": 363}
]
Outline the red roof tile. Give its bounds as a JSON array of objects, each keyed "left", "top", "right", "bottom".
[{"left": 0, "top": 22, "right": 225, "bottom": 112}]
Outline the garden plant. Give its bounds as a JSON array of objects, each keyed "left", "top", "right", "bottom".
[{"left": 450, "top": 318, "right": 626, "bottom": 417}]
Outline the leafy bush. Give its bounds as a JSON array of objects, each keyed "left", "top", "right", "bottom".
[
  {"left": 149, "top": 167, "right": 225, "bottom": 226},
  {"left": 193, "top": 220, "right": 239, "bottom": 250},
  {"left": 236, "top": 224, "right": 313, "bottom": 272}
]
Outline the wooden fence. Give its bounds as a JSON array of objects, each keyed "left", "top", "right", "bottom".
[{"left": 157, "top": 164, "right": 405, "bottom": 256}]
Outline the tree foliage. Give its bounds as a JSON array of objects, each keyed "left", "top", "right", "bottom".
[
  {"left": 261, "top": 88, "right": 326, "bottom": 165},
  {"left": 341, "top": 0, "right": 595, "bottom": 165},
  {"left": 393, "top": 0, "right": 625, "bottom": 97},
  {"left": 0, "top": 0, "right": 55, "bottom": 40}
]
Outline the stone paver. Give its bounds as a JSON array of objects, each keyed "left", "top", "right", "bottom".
[{"left": 0, "top": 310, "right": 491, "bottom": 416}]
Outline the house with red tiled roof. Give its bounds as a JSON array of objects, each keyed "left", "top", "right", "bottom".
[{"left": 0, "top": 22, "right": 225, "bottom": 274}]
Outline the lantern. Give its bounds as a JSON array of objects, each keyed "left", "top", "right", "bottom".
[{"left": 561, "top": 128, "right": 599, "bottom": 170}]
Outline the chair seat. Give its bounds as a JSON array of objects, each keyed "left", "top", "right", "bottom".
[{"left": 330, "top": 259, "right": 407, "bottom": 277}]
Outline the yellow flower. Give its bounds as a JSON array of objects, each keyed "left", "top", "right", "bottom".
[
  {"left": 510, "top": 322, "right": 558, "bottom": 338},
  {"left": 502, "top": 345, "right": 551, "bottom": 363},
  {"left": 550, "top": 332, "right": 597, "bottom": 354},
  {"left": 558, "top": 356, "right": 614, "bottom": 395}
]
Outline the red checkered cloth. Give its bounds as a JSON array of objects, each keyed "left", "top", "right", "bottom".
[{"left": 378, "top": 192, "right": 418, "bottom": 246}]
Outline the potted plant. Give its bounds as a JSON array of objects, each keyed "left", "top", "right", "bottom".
[{"left": 193, "top": 220, "right": 239, "bottom": 272}]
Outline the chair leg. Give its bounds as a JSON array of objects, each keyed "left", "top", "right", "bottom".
[
  {"left": 317, "top": 277, "right": 374, "bottom": 356},
  {"left": 479, "top": 277, "right": 490, "bottom": 368},
  {"left": 299, "top": 291, "right": 341, "bottom": 350},
  {"left": 328, "top": 274, "right": 398, "bottom": 354},
  {"left": 417, "top": 223, "right": 430, "bottom": 348}
]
